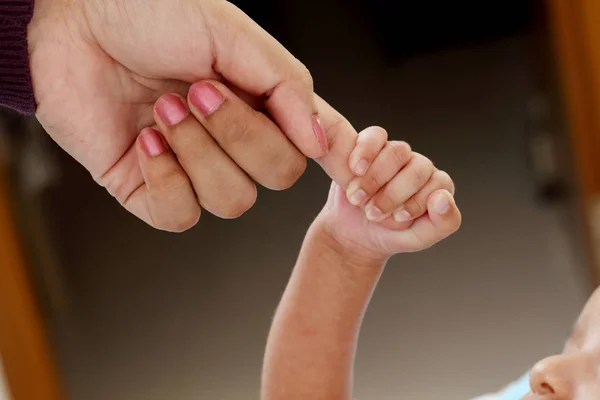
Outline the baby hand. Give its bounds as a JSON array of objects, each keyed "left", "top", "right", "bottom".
[{"left": 315, "top": 126, "right": 461, "bottom": 261}]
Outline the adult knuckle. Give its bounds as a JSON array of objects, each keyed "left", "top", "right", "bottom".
[
  {"left": 324, "top": 114, "right": 351, "bottom": 150},
  {"left": 219, "top": 185, "right": 258, "bottom": 218},
  {"left": 151, "top": 204, "right": 201, "bottom": 233},
  {"left": 166, "top": 210, "right": 201, "bottom": 233},
  {"left": 165, "top": 167, "right": 189, "bottom": 186},
  {"left": 296, "top": 62, "right": 314, "bottom": 90},
  {"left": 221, "top": 115, "right": 253, "bottom": 145},
  {"left": 96, "top": 166, "right": 134, "bottom": 204},
  {"left": 270, "top": 154, "right": 307, "bottom": 190},
  {"left": 151, "top": 168, "right": 189, "bottom": 194},
  {"left": 161, "top": 120, "right": 187, "bottom": 143}
]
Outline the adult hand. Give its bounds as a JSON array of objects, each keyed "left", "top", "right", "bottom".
[
  {"left": 141, "top": 82, "right": 376, "bottom": 232},
  {"left": 27, "top": 0, "right": 327, "bottom": 231}
]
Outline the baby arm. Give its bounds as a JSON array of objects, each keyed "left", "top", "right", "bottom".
[
  {"left": 261, "top": 130, "right": 462, "bottom": 400},
  {"left": 261, "top": 224, "right": 383, "bottom": 400}
]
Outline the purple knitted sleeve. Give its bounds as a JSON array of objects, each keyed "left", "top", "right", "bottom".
[{"left": 0, "top": 0, "right": 36, "bottom": 115}]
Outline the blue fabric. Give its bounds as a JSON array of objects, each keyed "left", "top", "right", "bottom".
[{"left": 494, "top": 373, "right": 530, "bottom": 400}]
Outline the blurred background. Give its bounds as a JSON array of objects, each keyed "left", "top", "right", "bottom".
[{"left": 2, "top": 0, "right": 600, "bottom": 399}]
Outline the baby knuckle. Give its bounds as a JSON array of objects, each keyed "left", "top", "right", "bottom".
[
  {"left": 408, "top": 229, "right": 430, "bottom": 251},
  {"left": 365, "top": 173, "right": 384, "bottom": 192},
  {"left": 439, "top": 209, "right": 462, "bottom": 238},
  {"left": 411, "top": 155, "right": 434, "bottom": 187},
  {"left": 388, "top": 141, "right": 412, "bottom": 166},
  {"left": 374, "top": 190, "right": 399, "bottom": 212},
  {"left": 402, "top": 197, "right": 422, "bottom": 215},
  {"left": 412, "top": 168, "right": 431, "bottom": 189},
  {"left": 373, "top": 126, "right": 389, "bottom": 141},
  {"left": 452, "top": 211, "right": 463, "bottom": 231},
  {"left": 359, "top": 126, "right": 388, "bottom": 142},
  {"left": 434, "top": 170, "right": 455, "bottom": 193},
  {"left": 442, "top": 219, "right": 461, "bottom": 240}
]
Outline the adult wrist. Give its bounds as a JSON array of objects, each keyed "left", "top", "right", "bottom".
[{"left": 0, "top": 0, "right": 36, "bottom": 114}]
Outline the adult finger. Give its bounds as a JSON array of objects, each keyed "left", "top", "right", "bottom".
[
  {"left": 202, "top": 2, "right": 327, "bottom": 158},
  {"left": 128, "top": 128, "right": 201, "bottom": 232},
  {"left": 392, "top": 170, "right": 455, "bottom": 223},
  {"left": 154, "top": 94, "right": 257, "bottom": 219},
  {"left": 186, "top": 80, "right": 307, "bottom": 190},
  {"left": 313, "top": 95, "right": 361, "bottom": 189}
]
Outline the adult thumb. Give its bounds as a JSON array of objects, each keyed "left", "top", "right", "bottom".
[{"left": 202, "top": 1, "right": 327, "bottom": 158}]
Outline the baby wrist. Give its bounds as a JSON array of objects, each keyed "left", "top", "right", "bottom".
[{"left": 306, "top": 221, "right": 389, "bottom": 270}]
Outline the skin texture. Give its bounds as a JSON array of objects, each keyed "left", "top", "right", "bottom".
[
  {"left": 27, "top": 0, "right": 415, "bottom": 233},
  {"left": 260, "top": 125, "right": 600, "bottom": 400},
  {"left": 27, "top": 0, "right": 338, "bottom": 231},
  {"left": 261, "top": 132, "right": 462, "bottom": 400},
  {"left": 522, "top": 287, "right": 600, "bottom": 400}
]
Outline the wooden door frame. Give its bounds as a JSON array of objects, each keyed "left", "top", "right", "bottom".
[
  {"left": 547, "top": 0, "right": 600, "bottom": 283},
  {"left": 0, "top": 162, "right": 62, "bottom": 399}
]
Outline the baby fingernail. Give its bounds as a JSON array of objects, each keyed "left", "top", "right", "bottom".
[
  {"left": 140, "top": 128, "right": 166, "bottom": 157},
  {"left": 394, "top": 209, "right": 411, "bottom": 222},
  {"left": 189, "top": 81, "right": 225, "bottom": 116},
  {"left": 354, "top": 159, "right": 368, "bottom": 176},
  {"left": 155, "top": 94, "right": 189, "bottom": 126},
  {"left": 348, "top": 189, "right": 367, "bottom": 206},
  {"left": 366, "top": 205, "right": 383, "bottom": 221},
  {"left": 434, "top": 193, "right": 450, "bottom": 215}
]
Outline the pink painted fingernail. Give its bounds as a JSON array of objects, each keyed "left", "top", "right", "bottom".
[
  {"left": 394, "top": 209, "right": 411, "bottom": 222},
  {"left": 139, "top": 128, "right": 166, "bottom": 157},
  {"left": 354, "top": 159, "right": 369, "bottom": 176},
  {"left": 312, "top": 114, "right": 329, "bottom": 154},
  {"left": 348, "top": 189, "right": 367, "bottom": 206},
  {"left": 189, "top": 82, "right": 225, "bottom": 116},
  {"left": 366, "top": 205, "right": 383, "bottom": 221},
  {"left": 155, "top": 94, "right": 189, "bottom": 126}
]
